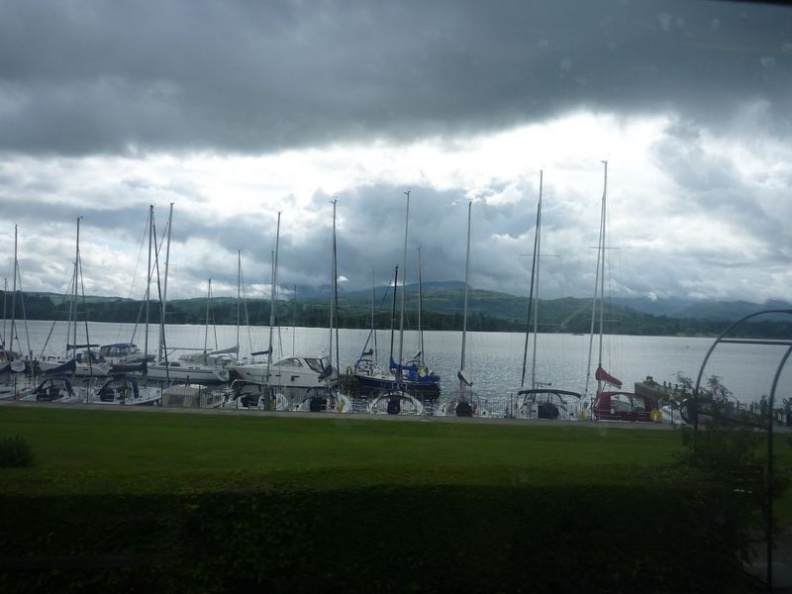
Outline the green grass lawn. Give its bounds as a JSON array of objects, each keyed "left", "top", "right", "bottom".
[
  {"left": 0, "top": 404, "right": 690, "bottom": 493},
  {"left": 3, "top": 404, "right": 790, "bottom": 593}
]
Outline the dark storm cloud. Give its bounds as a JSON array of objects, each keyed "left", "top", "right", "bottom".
[{"left": 1, "top": 0, "right": 790, "bottom": 156}]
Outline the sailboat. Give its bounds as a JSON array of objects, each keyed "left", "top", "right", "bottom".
[
  {"left": 169, "top": 279, "right": 237, "bottom": 373},
  {"left": 231, "top": 212, "right": 334, "bottom": 395},
  {"left": 436, "top": 201, "right": 489, "bottom": 418},
  {"left": 292, "top": 200, "right": 352, "bottom": 413},
  {"left": 141, "top": 206, "right": 229, "bottom": 385},
  {"left": 221, "top": 250, "right": 291, "bottom": 411},
  {"left": 587, "top": 162, "right": 657, "bottom": 422},
  {"left": 1, "top": 225, "right": 32, "bottom": 375},
  {"left": 37, "top": 217, "right": 110, "bottom": 378},
  {"left": 354, "top": 191, "right": 440, "bottom": 401},
  {"left": 511, "top": 172, "right": 583, "bottom": 420}
]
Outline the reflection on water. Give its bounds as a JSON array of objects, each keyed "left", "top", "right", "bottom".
[{"left": 8, "top": 320, "right": 792, "bottom": 410}]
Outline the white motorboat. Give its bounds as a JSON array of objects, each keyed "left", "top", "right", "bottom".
[{"left": 232, "top": 355, "right": 333, "bottom": 389}]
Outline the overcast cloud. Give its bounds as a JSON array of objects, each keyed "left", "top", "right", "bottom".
[{"left": 0, "top": 0, "right": 790, "bottom": 304}]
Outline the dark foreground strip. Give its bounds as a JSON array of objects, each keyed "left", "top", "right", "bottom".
[{"left": 0, "top": 554, "right": 164, "bottom": 570}]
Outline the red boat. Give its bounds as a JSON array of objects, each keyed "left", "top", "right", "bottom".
[{"left": 592, "top": 391, "right": 658, "bottom": 423}]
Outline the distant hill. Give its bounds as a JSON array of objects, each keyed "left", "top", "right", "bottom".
[
  {"left": 610, "top": 297, "right": 792, "bottom": 321},
  {"left": 2, "top": 287, "right": 789, "bottom": 338}
]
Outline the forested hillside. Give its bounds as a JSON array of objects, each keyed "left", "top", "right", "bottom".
[{"left": 2, "top": 288, "right": 790, "bottom": 339}]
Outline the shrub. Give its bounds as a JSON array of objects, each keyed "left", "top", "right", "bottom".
[{"left": 0, "top": 435, "right": 34, "bottom": 468}]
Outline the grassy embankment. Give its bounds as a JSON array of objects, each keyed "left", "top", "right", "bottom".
[{"left": 1, "top": 405, "right": 789, "bottom": 592}]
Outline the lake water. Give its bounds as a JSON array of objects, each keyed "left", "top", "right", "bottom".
[{"left": 7, "top": 319, "right": 791, "bottom": 413}]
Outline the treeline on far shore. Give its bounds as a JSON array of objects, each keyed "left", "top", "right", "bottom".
[{"left": 3, "top": 290, "right": 791, "bottom": 339}]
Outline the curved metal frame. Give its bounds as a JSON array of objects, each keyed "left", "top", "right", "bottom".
[{"left": 692, "top": 309, "right": 792, "bottom": 590}]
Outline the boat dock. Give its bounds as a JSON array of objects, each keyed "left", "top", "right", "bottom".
[{"left": 633, "top": 376, "right": 687, "bottom": 402}]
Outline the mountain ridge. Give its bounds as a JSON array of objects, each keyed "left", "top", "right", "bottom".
[{"left": 7, "top": 286, "right": 789, "bottom": 327}]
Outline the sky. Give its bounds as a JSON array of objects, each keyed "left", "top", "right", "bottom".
[{"left": 1, "top": 0, "right": 791, "bottom": 304}]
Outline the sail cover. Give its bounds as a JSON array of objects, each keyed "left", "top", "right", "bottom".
[{"left": 595, "top": 364, "right": 623, "bottom": 388}]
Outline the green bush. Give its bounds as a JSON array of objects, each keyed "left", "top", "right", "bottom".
[
  {"left": 0, "top": 435, "right": 33, "bottom": 468},
  {"left": 0, "top": 482, "right": 755, "bottom": 593}
]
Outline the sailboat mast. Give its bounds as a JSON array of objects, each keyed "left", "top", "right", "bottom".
[
  {"left": 145, "top": 206, "right": 153, "bottom": 362},
  {"left": 161, "top": 203, "right": 174, "bottom": 364},
  {"left": 397, "top": 190, "right": 410, "bottom": 373},
  {"left": 1, "top": 277, "right": 6, "bottom": 351},
  {"left": 292, "top": 285, "right": 296, "bottom": 356},
  {"left": 531, "top": 172, "right": 543, "bottom": 389},
  {"left": 585, "top": 161, "right": 609, "bottom": 397},
  {"left": 597, "top": 162, "right": 608, "bottom": 389},
  {"left": 71, "top": 216, "right": 81, "bottom": 355},
  {"left": 76, "top": 216, "right": 97, "bottom": 375},
  {"left": 389, "top": 265, "right": 398, "bottom": 367},
  {"left": 329, "top": 199, "right": 340, "bottom": 378},
  {"left": 10, "top": 226, "right": 18, "bottom": 357},
  {"left": 204, "top": 279, "right": 212, "bottom": 353},
  {"left": 236, "top": 250, "right": 242, "bottom": 355},
  {"left": 460, "top": 201, "right": 472, "bottom": 382},
  {"left": 521, "top": 172, "right": 543, "bottom": 389},
  {"left": 417, "top": 246, "right": 424, "bottom": 362},
  {"left": 266, "top": 212, "right": 281, "bottom": 378},
  {"left": 371, "top": 269, "right": 378, "bottom": 363}
]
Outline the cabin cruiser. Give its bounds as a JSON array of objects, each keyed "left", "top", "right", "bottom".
[{"left": 231, "top": 355, "right": 334, "bottom": 389}]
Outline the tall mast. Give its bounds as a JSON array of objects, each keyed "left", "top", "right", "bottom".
[
  {"left": 417, "top": 246, "right": 424, "bottom": 362},
  {"left": 71, "top": 216, "right": 80, "bottom": 355},
  {"left": 389, "top": 265, "right": 398, "bottom": 367},
  {"left": 145, "top": 206, "right": 153, "bottom": 362},
  {"left": 521, "top": 171, "right": 543, "bottom": 389},
  {"left": 9, "top": 226, "right": 17, "bottom": 357},
  {"left": 160, "top": 203, "right": 174, "bottom": 364},
  {"left": 397, "top": 190, "right": 410, "bottom": 375},
  {"left": 266, "top": 212, "right": 281, "bottom": 380},
  {"left": 329, "top": 199, "right": 339, "bottom": 379},
  {"left": 76, "top": 216, "right": 96, "bottom": 375},
  {"left": 371, "top": 268, "right": 378, "bottom": 363},
  {"left": 531, "top": 172, "right": 543, "bottom": 389},
  {"left": 585, "top": 161, "right": 608, "bottom": 397},
  {"left": 459, "top": 200, "right": 472, "bottom": 388},
  {"left": 236, "top": 250, "right": 242, "bottom": 355},
  {"left": 203, "top": 279, "right": 212, "bottom": 353},
  {"left": 1, "top": 277, "right": 6, "bottom": 352},
  {"left": 292, "top": 285, "right": 296, "bottom": 356}
]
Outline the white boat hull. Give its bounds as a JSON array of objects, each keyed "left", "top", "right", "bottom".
[{"left": 145, "top": 362, "right": 229, "bottom": 384}]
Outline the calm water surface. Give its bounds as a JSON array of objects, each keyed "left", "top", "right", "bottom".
[{"left": 9, "top": 320, "right": 791, "bottom": 411}]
